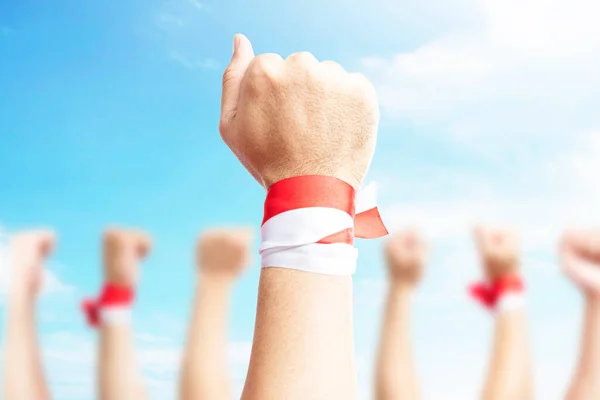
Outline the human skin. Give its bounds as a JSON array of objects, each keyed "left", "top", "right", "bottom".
[
  {"left": 179, "top": 228, "right": 253, "bottom": 400},
  {"left": 219, "top": 34, "right": 380, "bottom": 399},
  {"left": 375, "top": 230, "right": 426, "bottom": 400},
  {"left": 98, "top": 228, "right": 151, "bottom": 400},
  {"left": 562, "top": 230, "right": 600, "bottom": 400},
  {"left": 474, "top": 226, "right": 533, "bottom": 400},
  {"left": 2, "top": 230, "right": 54, "bottom": 400}
]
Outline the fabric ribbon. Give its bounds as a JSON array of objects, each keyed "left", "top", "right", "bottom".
[
  {"left": 260, "top": 175, "right": 388, "bottom": 275},
  {"left": 81, "top": 284, "right": 135, "bottom": 328},
  {"left": 469, "top": 274, "right": 525, "bottom": 311}
]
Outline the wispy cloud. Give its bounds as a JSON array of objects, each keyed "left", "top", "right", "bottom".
[
  {"left": 363, "top": 0, "right": 600, "bottom": 153},
  {"left": 187, "top": 0, "right": 206, "bottom": 10},
  {"left": 156, "top": 14, "right": 186, "bottom": 31},
  {"left": 170, "top": 51, "right": 220, "bottom": 70},
  {"left": 13, "top": 326, "right": 252, "bottom": 400},
  {"left": 362, "top": 1, "right": 600, "bottom": 391}
]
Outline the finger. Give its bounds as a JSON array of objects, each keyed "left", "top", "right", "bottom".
[
  {"left": 232, "top": 227, "right": 254, "bottom": 244},
  {"left": 220, "top": 34, "right": 255, "bottom": 127},
  {"left": 473, "top": 225, "right": 486, "bottom": 250},
  {"left": 286, "top": 51, "right": 319, "bottom": 65},
  {"left": 11, "top": 230, "right": 56, "bottom": 257},
  {"left": 37, "top": 230, "right": 56, "bottom": 258},
  {"left": 320, "top": 60, "right": 345, "bottom": 73},
  {"left": 134, "top": 232, "right": 152, "bottom": 258},
  {"left": 562, "top": 247, "right": 600, "bottom": 290},
  {"left": 401, "top": 230, "right": 420, "bottom": 250},
  {"left": 564, "top": 229, "right": 600, "bottom": 260}
]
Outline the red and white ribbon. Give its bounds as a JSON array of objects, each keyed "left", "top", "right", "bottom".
[
  {"left": 81, "top": 284, "right": 135, "bottom": 327},
  {"left": 260, "top": 176, "right": 388, "bottom": 275},
  {"left": 469, "top": 274, "right": 525, "bottom": 314}
]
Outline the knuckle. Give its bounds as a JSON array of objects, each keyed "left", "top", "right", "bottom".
[
  {"left": 348, "top": 73, "right": 379, "bottom": 112},
  {"left": 249, "top": 53, "right": 282, "bottom": 75},
  {"left": 321, "top": 60, "right": 345, "bottom": 72},
  {"left": 350, "top": 73, "right": 376, "bottom": 95},
  {"left": 103, "top": 228, "right": 117, "bottom": 242},
  {"left": 218, "top": 119, "right": 229, "bottom": 139},
  {"left": 287, "top": 51, "right": 317, "bottom": 64}
]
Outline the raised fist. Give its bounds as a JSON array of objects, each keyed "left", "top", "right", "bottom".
[
  {"left": 561, "top": 230, "right": 600, "bottom": 296},
  {"left": 9, "top": 230, "right": 55, "bottom": 296},
  {"left": 219, "top": 34, "right": 380, "bottom": 190},
  {"left": 103, "top": 227, "right": 151, "bottom": 286},
  {"left": 384, "top": 230, "right": 427, "bottom": 286},
  {"left": 197, "top": 228, "right": 253, "bottom": 278},
  {"left": 473, "top": 226, "right": 520, "bottom": 281}
]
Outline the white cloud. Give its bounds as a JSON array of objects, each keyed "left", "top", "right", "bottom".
[
  {"left": 366, "top": 128, "right": 600, "bottom": 399},
  {"left": 363, "top": 0, "right": 600, "bottom": 153}
]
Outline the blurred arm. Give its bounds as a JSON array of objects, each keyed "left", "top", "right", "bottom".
[
  {"left": 566, "top": 297, "right": 600, "bottom": 400},
  {"left": 99, "top": 323, "right": 144, "bottom": 400},
  {"left": 375, "top": 283, "right": 419, "bottom": 400},
  {"left": 3, "top": 293, "right": 50, "bottom": 400},
  {"left": 180, "top": 275, "right": 232, "bottom": 400},
  {"left": 483, "top": 308, "right": 533, "bottom": 400}
]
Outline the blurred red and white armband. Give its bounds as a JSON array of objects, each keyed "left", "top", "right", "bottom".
[
  {"left": 81, "top": 284, "right": 135, "bottom": 328},
  {"left": 469, "top": 274, "right": 526, "bottom": 314}
]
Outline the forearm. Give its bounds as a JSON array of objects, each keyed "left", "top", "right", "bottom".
[
  {"left": 3, "top": 295, "right": 49, "bottom": 400},
  {"left": 99, "top": 325, "right": 141, "bottom": 400},
  {"left": 242, "top": 268, "right": 357, "bottom": 400},
  {"left": 567, "top": 297, "right": 600, "bottom": 399},
  {"left": 180, "top": 275, "right": 232, "bottom": 400},
  {"left": 483, "top": 310, "right": 532, "bottom": 400},
  {"left": 375, "top": 283, "right": 419, "bottom": 400}
]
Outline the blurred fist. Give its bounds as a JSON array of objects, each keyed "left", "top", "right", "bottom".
[
  {"left": 219, "top": 34, "right": 380, "bottom": 189},
  {"left": 9, "top": 230, "right": 55, "bottom": 296},
  {"left": 473, "top": 226, "right": 519, "bottom": 281},
  {"left": 384, "top": 231, "right": 427, "bottom": 286},
  {"left": 561, "top": 230, "right": 600, "bottom": 296},
  {"left": 197, "top": 228, "right": 253, "bottom": 278},
  {"left": 103, "top": 228, "right": 151, "bottom": 286}
]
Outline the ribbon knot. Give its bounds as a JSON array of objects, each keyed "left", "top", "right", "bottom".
[
  {"left": 81, "top": 284, "right": 135, "bottom": 328},
  {"left": 469, "top": 275, "right": 525, "bottom": 310},
  {"left": 260, "top": 176, "right": 388, "bottom": 275}
]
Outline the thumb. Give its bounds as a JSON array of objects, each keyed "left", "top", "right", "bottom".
[
  {"left": 562, "top": 248, "right": 600, "bottom": 292},
  {"left": 564, "top": 230, "right": 600, "bottom": 260},
  {"left": 220, "top": 34, "right": 255, "bottom": 127}
]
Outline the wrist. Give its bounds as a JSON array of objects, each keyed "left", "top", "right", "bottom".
[
  {"left": 389, "top": 280, "right": 417, "bottom": 293},
  {"left": 586, "top": 295, "right": 600, "bottom": 311},
  {"left": 7, "top": 289, "right": 36, "bottom": 308},
  {"left": 389, "top": 282, "right": 416, "bottom": 305},
  {"left": 198, "top": 271, "right": 235, "bottom": 289}
]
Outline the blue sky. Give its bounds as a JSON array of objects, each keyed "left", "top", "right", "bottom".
[{"left": 2, "top": 0, "right": 600, "bottom": 398}]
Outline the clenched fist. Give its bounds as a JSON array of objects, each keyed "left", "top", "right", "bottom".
[
  {"left": 219, "top": 34, "right": 380, "bottom": 189},
  {"left": 9, "top": 230, "right": 55, "bottom": 296},
  {"left": 197, "top": 228, "right": 253, "bottom": 278},
  {"left": 561, "top": 230, "right": 600, "bottom": 297},
  {"left": 384, "top": 231, "right": 427, "bottom": 286},
  {"left": 473, "top": 226, "right": 520, "bottom": 281},
  {"left": 103, "top": 228, "right": 151, "bottom": 286}
]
